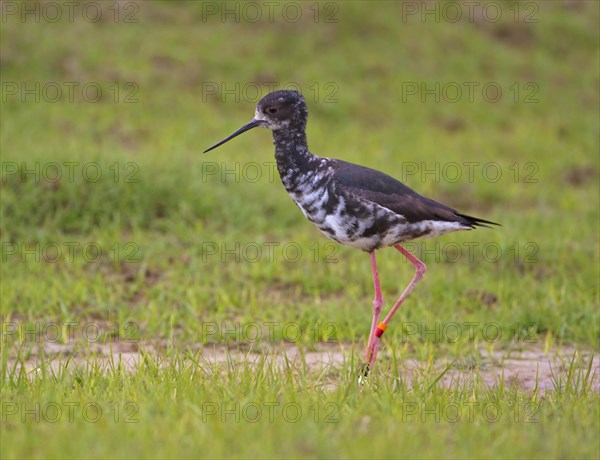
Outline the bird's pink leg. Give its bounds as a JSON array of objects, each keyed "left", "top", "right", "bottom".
[
  {"left": 363, "top": 251, "right": 384, "bottom": 372},
  {"left": 367, "top": 244, "right": 427, "bottom": 368}
]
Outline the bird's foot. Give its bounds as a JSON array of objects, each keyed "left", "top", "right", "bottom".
[{"left": 358, "top": 362, "right": 371, "bottom": 385}]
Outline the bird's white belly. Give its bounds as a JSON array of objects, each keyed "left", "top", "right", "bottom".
[
  {"left": 317, "top": 212, "right": 378, "bottom": 250},
  {"left": 288, "top": 184, "right": 471, "bottom": 252}
]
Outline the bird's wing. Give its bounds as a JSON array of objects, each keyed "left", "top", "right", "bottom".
[{"left": 331, "top": 160, "right": 497, "bottom": 227}]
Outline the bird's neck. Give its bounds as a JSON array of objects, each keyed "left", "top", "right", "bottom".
[
  {"left": 271, "top": 127, "right": 323, "bottom": 193},
  {"left": 272, "top": 127, "right": 318, "bottom": 168}
]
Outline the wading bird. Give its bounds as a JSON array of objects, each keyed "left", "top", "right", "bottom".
[{"left": 204, "top": 90, "right": 498, "bottom": 376}]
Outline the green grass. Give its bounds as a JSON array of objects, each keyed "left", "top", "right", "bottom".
[
  {"left": 2, "top": 345, "right": 599, "bottom": 459},
  {"left": 1, "top": 1, "right": 599, "bottom": 459}
]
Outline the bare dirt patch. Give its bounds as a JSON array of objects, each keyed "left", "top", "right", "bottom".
[{"left": 6, "top": 340, "right": 597, "bottom": 394}]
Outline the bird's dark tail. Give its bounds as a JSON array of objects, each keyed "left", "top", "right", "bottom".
[{"left": 457, "top": 213, "right": 501, "bottom": 229}]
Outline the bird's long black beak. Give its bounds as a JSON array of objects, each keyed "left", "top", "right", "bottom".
[{"left": 203, "top": 119, "right": 264, "bottom": 153}]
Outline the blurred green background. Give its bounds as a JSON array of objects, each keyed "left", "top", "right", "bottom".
[{"left": 1, "top": 1, "right": 599, "bottom": 458}]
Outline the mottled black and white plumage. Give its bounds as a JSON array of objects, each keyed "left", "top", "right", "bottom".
[
  {"left": 204, "top": 90, "right": 498, "bottom": 377},
  {"left": 205, "top": 90, "right": 496, "bottom": 252}
]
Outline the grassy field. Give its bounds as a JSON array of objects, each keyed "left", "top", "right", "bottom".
[{"left": 1, "top": 1, "right": 599, "bottom": 459}]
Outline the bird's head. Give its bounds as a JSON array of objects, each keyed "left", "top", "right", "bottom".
[{"left": 204, "top": 90, "right": 307, "bottom": 153}]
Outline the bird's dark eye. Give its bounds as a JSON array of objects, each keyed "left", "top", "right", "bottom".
[{"left": 267, "top": 106, "right": 279, "bottom": 114}]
